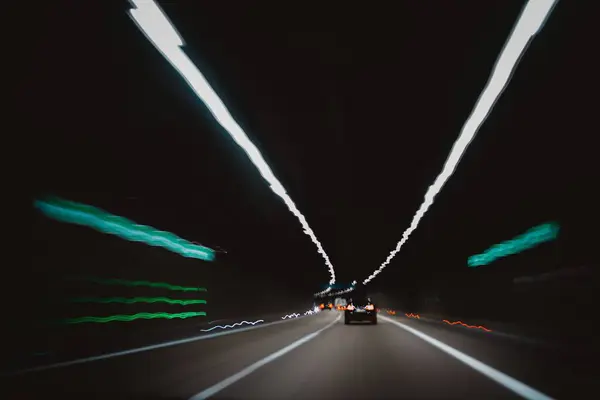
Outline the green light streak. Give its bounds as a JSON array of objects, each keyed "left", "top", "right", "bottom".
[
  {"left": 34, "top": 197, "right": 215, "bottom": 261},
  {"left": 74, "top": 277, "right": 207, "bottom": 292},
  {"left": 71, "top": 297, "right": 206, "bottom": 305},
  {"left": 468, "top": 222, "right": 559, "bottom": 267},
  {"left": 65, "top": 312, "right": 206, "bottom": 324}
]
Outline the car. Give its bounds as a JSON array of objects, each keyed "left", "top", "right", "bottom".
[
  {"left": 334, "top": 297, "right": 347, "bottom": 311},
  {"left": 318, "top": 301, "right": 333, "bottom": 310},
  {"left": 344, "top": 295, "right": 377, "bottom": 324}
]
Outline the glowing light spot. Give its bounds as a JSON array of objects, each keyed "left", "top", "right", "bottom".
[{"left": 468, "top": 222, "right": 559, "bottom": 267}]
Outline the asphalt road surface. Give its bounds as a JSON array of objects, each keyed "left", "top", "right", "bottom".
[{"left": 3, "top": 311, "right": 597, "bottom": 399}]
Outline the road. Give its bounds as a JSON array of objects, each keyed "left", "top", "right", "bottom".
[{"left": 3, "top": 311, "right": 597, "bottom": 399}]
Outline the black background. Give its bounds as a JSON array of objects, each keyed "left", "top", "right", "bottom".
[{"left": 16, "top": 0, "right": 598, "bottom": 369}]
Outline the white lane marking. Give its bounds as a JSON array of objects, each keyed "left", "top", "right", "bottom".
[
  {"left": 189, "top": 314, "right": 341, "bottom": 400},
  {"left": 380, "top": 315, "right": 555, "bottom": 400},
  {"left": 4, "top": 313, "right": 319, "bottom": 376}
]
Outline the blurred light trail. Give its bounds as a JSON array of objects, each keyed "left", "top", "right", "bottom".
[
  {"left": 443, "top": 319, "right": 492, "bottom": 332},
  {"left": 315, "top": 280, "right": 356, "bottom": 298},
  {"left": 405, "top": 313, "right": 420, "bottom": 319},
  {"left": 35, "top": 197, "right": 215, "bottom": 261},
  {"left": 200, "top": 320, "right": 264, "bottom": 332},
  {"left": 314, "top": 287, "right": 332, "bottom": 297},
  {"left": 71, "top": 297, "right": 207, "bottom": 306},
  {"left": 72, "top": 277, "right": 207, "bottom": 292},
  {"left": 327, "top": 286, "right": 354, "bottom": 297},
  {"left": 128, "top": 0, "right": 336, "bottom": 286},
  {"left": 468, "top": 222, "right": 559, "bottom": 267},
  {"left": 281, "top": 313, "right": 301, "bottom": 319},
  {"left": 65, "top": 312, "right": 206, "bottom": 324},
  {"left": 363, "top": 0, "right": 559, "bottom": 285}
]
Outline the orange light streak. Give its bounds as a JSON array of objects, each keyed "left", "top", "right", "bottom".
[{"left": 442, "top": 319, "right": 492, "bottom": 332}]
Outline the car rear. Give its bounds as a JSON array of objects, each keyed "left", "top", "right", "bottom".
[{"left": 344, "top": 297, "right": 377, "bottom": 324}]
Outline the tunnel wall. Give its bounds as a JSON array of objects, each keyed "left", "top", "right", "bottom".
[{"left": 376, "top": 220, "right": 597, "bottom": 344}]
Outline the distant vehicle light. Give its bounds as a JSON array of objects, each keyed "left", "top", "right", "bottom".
[{"left": 346, "top": 305, "right": 355, "bottom": 311}]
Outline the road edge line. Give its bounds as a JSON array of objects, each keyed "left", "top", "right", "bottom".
[{"left": 380, "top": 315, "right": 555, "bottom": 400}]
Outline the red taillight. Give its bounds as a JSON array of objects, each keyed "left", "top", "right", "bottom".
[
  {"left": 365, "top": 304, "right": 374, "bottom": 311},
  {"left": 319, "top": 304, "right": 324, "bottom": 309},
  {"left": 346, "top": 305, "right": 355, "bottom": 311}
]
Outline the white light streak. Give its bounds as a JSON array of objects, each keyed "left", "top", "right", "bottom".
[
  {"left": 314, "top": 286, "right": 332, "bottom": 297},
  {"left": 281, "top": 313, "right": 301, "bottom": 319},
  {"left": 363, "top": 0, "right": 559, "bottom": 285},
  {"left": 200, "top": 319, "right": 264, "bottom": 332},
  {"left": 329, "top": 287, "right": 354, "bottom": 296},
  {"left": 128, "top": 0, "right": 336, "bottom": 286}
]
